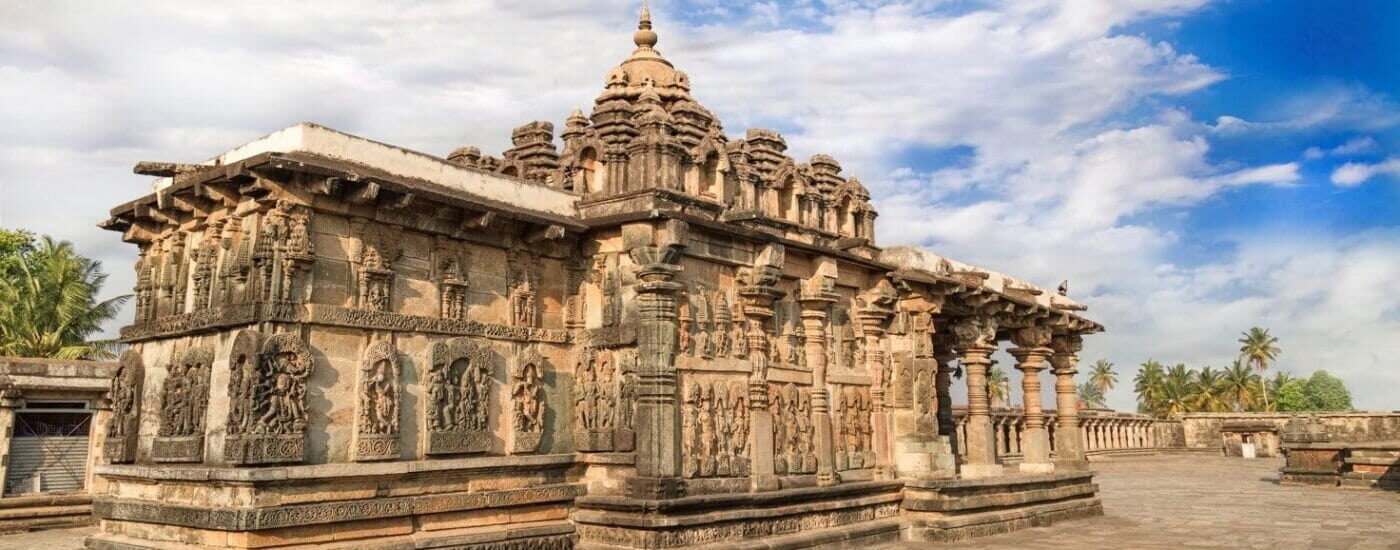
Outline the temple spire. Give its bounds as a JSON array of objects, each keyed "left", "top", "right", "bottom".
[{"left": 635, "top": 1, "right": 658, "bottom": 48}]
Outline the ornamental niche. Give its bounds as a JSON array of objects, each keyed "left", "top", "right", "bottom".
[
  {"left": 104, "top": 350, "right": 145, "bottom": 464},
  {"left": 769, "top": 382, "right": 817, "bottom": 475},
  {"left": 152, "top": 345, "right": 212, "bottom": 463},
  {"left": 681, "top": 379, "right": 750, "bottom": 479},
  {"left": 511, "top": 347, "right": 547, "bottom": 454},
  {"left": 225, "top": 331, "right": 314, "bottom": 465},
  {"left": 435, "top": 237, "right": 472, "bottom": 320},
  {"left": 354, "top": 340, "right": 401, "bottom": 461},
  {"left": 573, "top": 347, "right": 618, "bottom": 451},
  {"left": 833, "top": 384, "right": 875, "bottom": 471},
  {"left": 424, "top": 337, "right": 494, "bottom": 455}
]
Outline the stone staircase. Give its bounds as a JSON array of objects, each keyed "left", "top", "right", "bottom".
[{"left": 0, "top": 494, "right": 94, "bottom": 533}]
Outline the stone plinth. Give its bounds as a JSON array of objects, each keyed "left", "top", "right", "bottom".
[
  {"left": 901, "top": 471, "right": 1102, "bottom": 542},
  {"left": 88, "top": 454, "right": 579, "bottom": 550}
]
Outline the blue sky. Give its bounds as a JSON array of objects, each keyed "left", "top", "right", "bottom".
[{"left": 1, "top": 0, "right": 1396, "bottom": 410}]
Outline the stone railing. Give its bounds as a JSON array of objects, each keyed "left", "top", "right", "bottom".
[{"left": 951, "top": 407, "right": 1170, "bottom": 463}]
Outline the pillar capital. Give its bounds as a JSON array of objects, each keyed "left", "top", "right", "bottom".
[{"left": 951, "top": 316, "right": 997, "bottom": 354}]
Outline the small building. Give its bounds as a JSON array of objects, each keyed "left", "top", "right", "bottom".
[{"left": 0, "top": 357, "right": 117, "bottom": 531}]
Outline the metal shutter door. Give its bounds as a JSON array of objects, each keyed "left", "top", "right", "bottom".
[{"left": 4, "top": 436, "right": 90, "bottom": 495}]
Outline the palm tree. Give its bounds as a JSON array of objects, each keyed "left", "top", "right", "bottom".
[
  {"left": 1192, "top": 367, "right": 1227, "bottom": 412},
  {"left": 1266, "top": 371, "right": 1295, "bottom": 407},
  {"left": 1089, "top": 359, "right": 1117, "bottom": 395},
  {"left": 1134, "top": 360, "right": 1165, "bottom": 416},
  {"left": 1076, "top": 381, "right": 1106, "bottom": 409},
  {"left": 1238, "top": 327, "right": 1281, "bottom": 409},
  {"left": 0, "top": 236, "right": 128, "bottom": 359},
  {"left": 1157, "top": 364, "right": 1197, "bottom": 417},
  {"left": 987, "top": 367, "right": 1010, "bottom": 408},
  {"left": 1222, "top": 360, "right": 1261, "bottom": 411}
]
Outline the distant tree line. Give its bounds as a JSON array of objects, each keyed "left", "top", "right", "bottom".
[{"left": 1075, "top": 327, "right": 1353, "bottom": 416}]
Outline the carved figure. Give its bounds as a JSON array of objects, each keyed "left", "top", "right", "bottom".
[
  {"left": 355, "top": 340, "right": 401, "bottom": 461},
  {"left": 425, "top": 337, "right": 494, "bottom": 455}
]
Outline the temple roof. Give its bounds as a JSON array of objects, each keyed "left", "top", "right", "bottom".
[{"left": 594, "top": 2, "right": 699, "bottom": 109}]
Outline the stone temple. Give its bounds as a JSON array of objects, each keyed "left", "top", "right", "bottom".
[{"left": 92, "top": 6, "right": 1105, "bottom": 550}]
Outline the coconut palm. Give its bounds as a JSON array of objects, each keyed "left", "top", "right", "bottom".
[
  {"left": 1157, "top": 364, "right": 1197, "bottom": 417},
  {"left": 1076, "top": 381, "right": 1106, "bottom": 409},
  {"left": 1238, "top": 327, "right": 1281, "bottom": 409},
  {"left": 1192, "top": 367, "right": 1227, "bottom": 412},
  {"left": 1089, "top": 359, "right": 1117, "bottom": 395},
  {"left": 987, "top": 367, "right": 1010, "bottom": 408},
  {"left": 1266, "top": 371, "right": 1295, "bottom": 406},
  {"left": 0, "top": 236, "right": 128, "bottom": 359},
  {"left": 1222, "top": 360, "right": 1261, "bottom": 411},
  {"left": 1133, "top": 359, "right": 1165, "bottom": 416}
]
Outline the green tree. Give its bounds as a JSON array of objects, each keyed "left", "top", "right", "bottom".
[
  {"left": 1222, "top": 361, "right": 1261, "bottom": 412},
  {"left": 1192, "top": 367, "right": 1227, "bottom": 412},
  {"left": 1275, "top": 379, "right": 1309, "bottom": 412},
  {"left": 1302, "top": 371, "right": 1353, "bottom": 412},
  {"left": 1076, "top": 381, "right": 1106, "bottom": 409},
  {"left": 1238, "top": 327, "right": 1281, "bottom": 409},
  {"left": 0, "top": 235, "right": 129, "bottom": 359},
  {"left": 1157, "top": 364, "right": 1197, "bottom": 417},
  {"left": 1089, "top": 359, "right": 1117, "bottom": 395},
  {"left": 987, "top": 367, "right": 1010, "bottom": 408},
  {"left": 1134, "top": 359, "right": 1165, "bottom": 416},
  {"left": 1266, "top": 371, "right": 1296, "bottom": 407},
  {"left": 0, "top": 229, "right": 35, "bottom": 274}
]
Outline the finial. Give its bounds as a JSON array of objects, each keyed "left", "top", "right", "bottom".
[{"left": 634, "top": 1, "right": 658, "bottom": 48}]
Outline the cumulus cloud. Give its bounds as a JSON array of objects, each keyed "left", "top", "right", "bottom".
[
  {"left": 1331, "top": 157, "right": 1400, "bottom": 187},
  {"left": 1, "top": 0, "right": 1395, "bottom": 410}
]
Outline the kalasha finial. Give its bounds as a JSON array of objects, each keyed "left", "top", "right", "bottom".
[{"left": 635, "top": 1, "right": 658, "bottom": 48}]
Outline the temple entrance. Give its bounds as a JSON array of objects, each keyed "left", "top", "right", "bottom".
[{"left": 3, "top": 402, "right": 93, "bottom": 496}]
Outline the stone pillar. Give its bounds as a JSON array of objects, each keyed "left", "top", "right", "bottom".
[
  {"left": 1009, "top": 327, "right": 1054, "bottom": 473},
  {"left": 952, "top": 316, "right": 1002, "bottom": 478},
  {"left": 1050, "top": 334, "right": 1086, "bottom": 468},
  {"left": 0, "top": 389, "right": 20, "bottom": 490},
  {"left": 738, "top": 245, "right": 785, "bottom": 492},
  {"left": 625, "top": 237, "right": 686, "bottom": 499},
  {"left": 856, "top": 282, "right": 896, "bottom": 479},
  {"left": 799, "top": 272, "right": 839, "bottom": 486},
  {"left": 933, "top": 336, "right": 959, "bottom": 459}
]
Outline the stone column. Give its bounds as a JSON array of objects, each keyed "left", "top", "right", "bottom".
[
  {"left": 0, "top": 389, "right": 21, "bottom": 490},
  {"left": 799, "top": 273, "right": 839, "bottom": 486},
  {"left": 1050, "top": 334, "right": 1086, "bottom": 468},
  {"left": 1009, "top": 327, "right": 1054, "bottom": 473},
  {"left": 952, "top": 316, "right": 1002, "bottom": 478},
  {"left": 738, "top": 247, "right": 785, "bottom": 492},
  {"left": 933, "top": 336, "right": 959, "bottom": 459},
  {"left": 856, "top": 282, "right": 896, "bottom": 479},
  {"left": 626, "top": 240, "right": 686, "bottom": 499}
]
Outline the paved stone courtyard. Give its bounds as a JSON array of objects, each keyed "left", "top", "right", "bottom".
[
  {"left": 3, "top": 456, "right": 1397, "bottom": 549},
  {"left": 885, "top": 456, "right": 1400, "bottom": 550}
]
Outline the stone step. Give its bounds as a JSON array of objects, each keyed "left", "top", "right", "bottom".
[
  {"left": 0, "top": 494, "right": 91, "bottom": 510},
  {"left": 0, "top": 509, "right": 94, "bottom": 533},
  {"left": 0, "top": 504, "right": 92, "bottom": 521}
]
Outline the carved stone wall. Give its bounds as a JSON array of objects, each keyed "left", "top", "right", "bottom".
[
  {"left": 681, "top": 378, "right": 750, "bottom": 479},
  {"left": 354, "top": 340, "right": 401, "bottom": 461},
  {"left": 769, "top": 382, "right": 817, "bottom": 475},
  {"left": 152, "top": 345, "right": 212, "bottom": 463},
  {"left": 511, "top": 347, "right": 547, "bottom": 454},
  {"left": 104, "top": 350, "right": 145, "bottom": 464},
  {"left": 224, "top": 331, "right": 313, "bottom": 465},
  {"left": 425, "top": 336, "right": 495, "bottom": 455}
]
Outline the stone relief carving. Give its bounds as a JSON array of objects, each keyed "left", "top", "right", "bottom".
[
  {"left": 832, "top": 384, "right": 874, "bottom": 470},
  {"left": 770, "top": 382, "right": 817, "bottom": 475},
  {"left": 354, "top": 220, "right": 401, "bottom": 312},
  {"left": 436, "top": 237, "right": 472, "bottom": 320},
  {"left": 152, "top": 344, "right": 212, "bottom": 463},
  {"left": 190, "top": 220, "right": 222, "bottom": 310},
  {"left": 677, "top": 290, "right": 693, "bottom": 356},
  {"left": 511, "top": 346, "right": 546, "bottom": 454},
  {"left": 104, "top": 349, "right": 144, "bottom": 463},
  {"left": 615, "top": 349, "right": 639, "bottom": 452},
  {"left": 573, "top": 347, "right": 618, "bottom": 451},
  {"left": 354, "top": 340, "right": 401, "bottom": 461},
  {"left": 598, "top": 254, "right": 622, "bottom": 327},
  {"left": 224, "top": 330, "right": 314, "bottom": 465},
  {"left": 508, "top": 247, "right": 541, "bottom": 328},
  {"left": 713, "top": 291, "right": 731, "bottom": 357},
  {"left": 425, "top": 336, "right": 495, "bottom": 455},
  {"left": 682, "top": 379, "right": 750, "bottom": 478}
]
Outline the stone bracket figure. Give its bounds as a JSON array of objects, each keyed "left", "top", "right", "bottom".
[
  {"left": 424, "top": 336, "right": 494, "bottom": 455},
  {"left": 224, "top": 331, "right": 314, "bottom": 465},
  {"left": 354, "top": 340, "right": 401, "bottom": 461},
  {"left": 105, "top": 350, "right": 145, "bottom": 464},
  {"left": 152, "top": 345, "right": 213, "bottom": 463}
]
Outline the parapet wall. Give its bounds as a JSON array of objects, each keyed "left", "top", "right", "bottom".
[{"left": 1177, "top": 412, "right": 1400, "bottom": 450}]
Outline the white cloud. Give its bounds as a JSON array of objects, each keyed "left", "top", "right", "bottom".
[
  {"left": 1, "top": 0, "right": 1395, "bottom": 411},
  {"left": 1331, "top": 157, "right": 1400, "bottom": 187},
  {"left": 1304, "top": 136, "right": 1379, "bottom": 160}
]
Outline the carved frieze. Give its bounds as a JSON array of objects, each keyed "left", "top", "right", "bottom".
[
  {"left": 831, "top": 384, "right": 874, "bottom": 470},
  {"left": 573, "top": 347, "right": 618, "bottom": 452},
  {"left": 425, "top": 336, "right": 494, "bottom": 455},
  {"left": 511, "top": 347, "right": 547, "bottom": 454},
  {"left": 769, "top": 382, "right": 816, "bottom": 475},
  {"left": 225, "top": 331, "right": 314, "bottom": 465},
  {"left": 153, "top": 345, "right": 212, "bottom": 463},
  {"left": 681, "top": 379, "right": 750, "bottom": 478},
  {"left": 104, "top": 350, "right": 145, "bottom": 464},
  {"left": 354, "top": 340, "right": 401, "bottom": 461}
]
